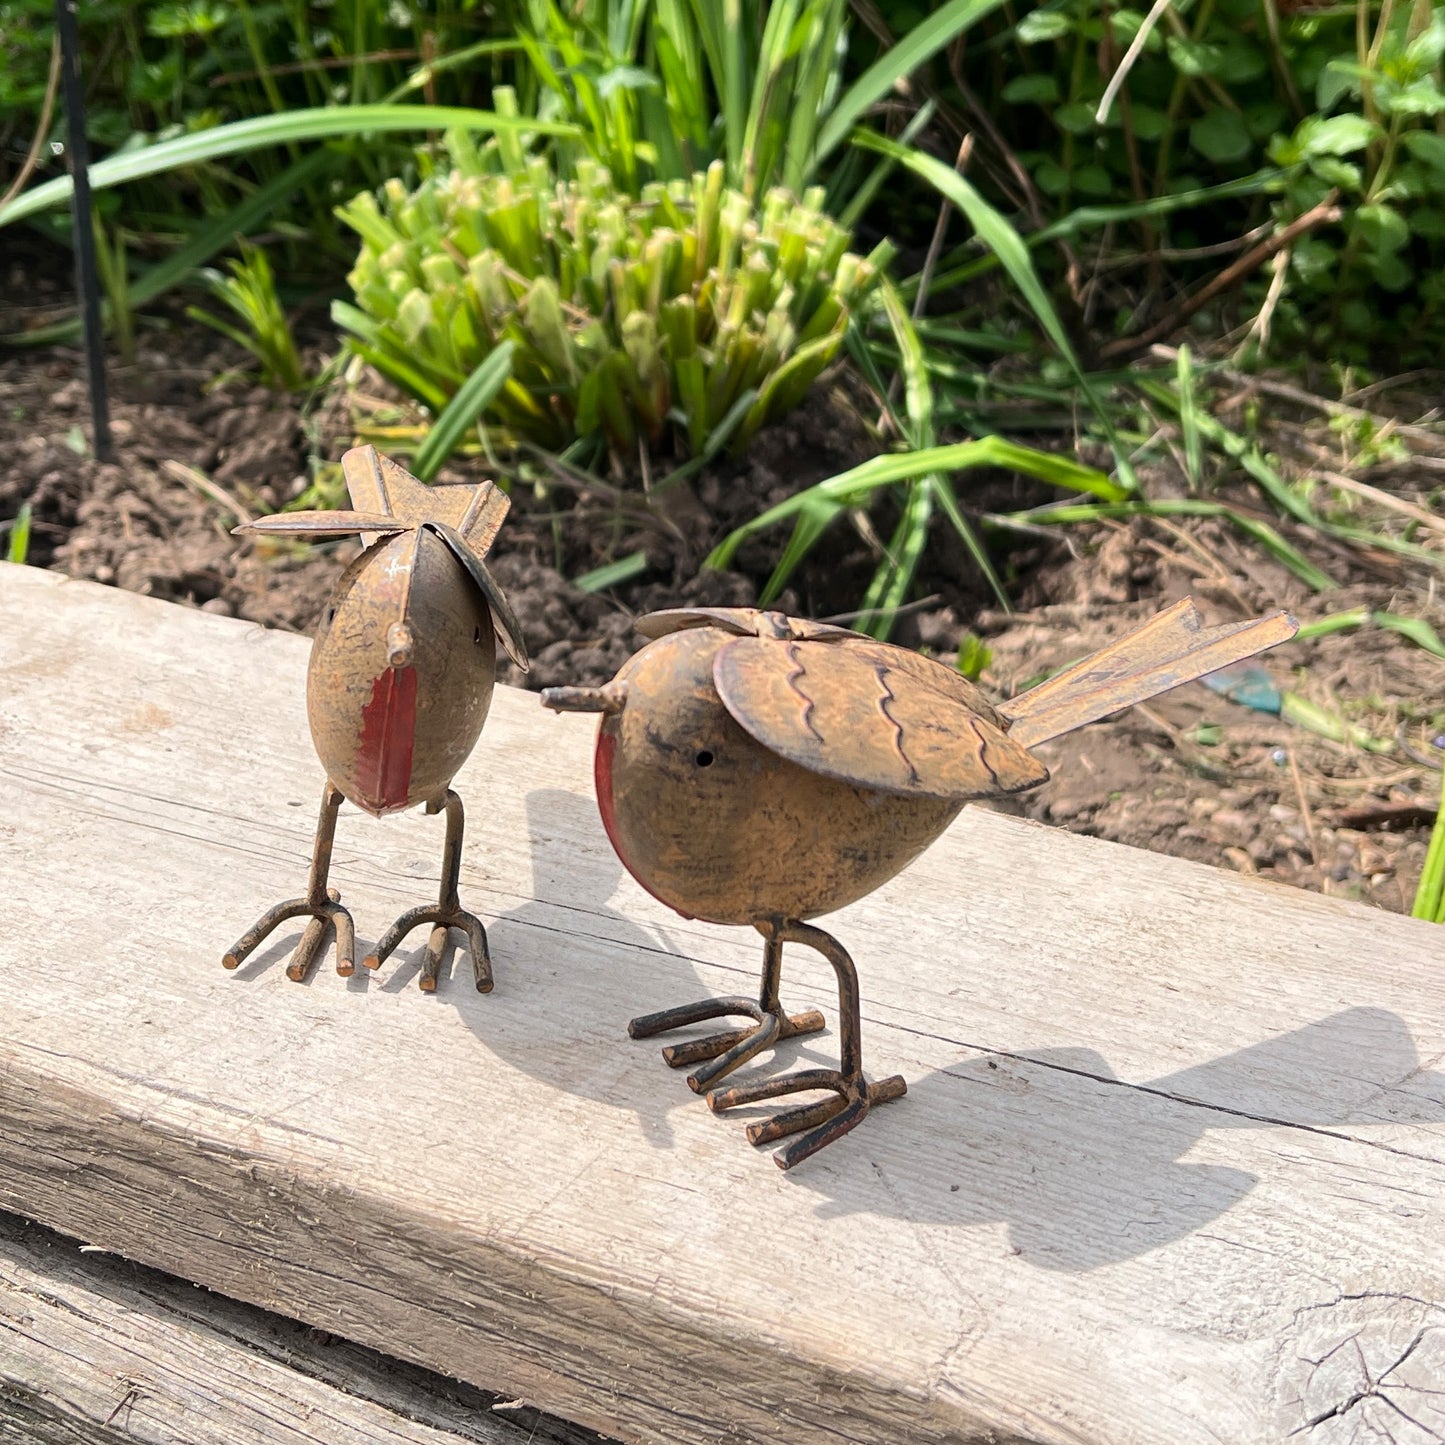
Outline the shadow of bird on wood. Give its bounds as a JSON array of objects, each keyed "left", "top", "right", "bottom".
[{"left": 791, "top": 1005, "right": 1445, "bottom": 1270}]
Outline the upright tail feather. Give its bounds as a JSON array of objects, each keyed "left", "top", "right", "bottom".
[{"left": 1000, "top": 598, "right": 1297, "bottom": 750}]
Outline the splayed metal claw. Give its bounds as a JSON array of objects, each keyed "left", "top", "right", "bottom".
[
  {"left": 709, "top": 1068, "right": 908, "bottom": 1170},
  {"left": 361, "top": 791, "right": 493, "bottom": 993},
  {"left": 223, "top": 785, "right": 356, "bottom": 981}
]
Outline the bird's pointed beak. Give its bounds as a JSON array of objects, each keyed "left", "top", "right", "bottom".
[
  {"left": 540, "top": 681, "right": 628, "bottom": 715},
  {"left": 385, "top": 621, "right": 414, "bottom": 670}
]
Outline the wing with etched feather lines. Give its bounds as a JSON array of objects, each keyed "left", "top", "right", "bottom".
[
  {"left": 635, "top": 607, "right": 859, "bottom": 642},
  {"left": 713, "top": 638, "right": 1048, "bottom": 800}
]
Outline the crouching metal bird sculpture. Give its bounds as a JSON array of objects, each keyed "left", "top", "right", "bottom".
[
  {"left": 541, "top": 599, "right": 1297, "bottom": 1168},
  {"left": 223, "top": 446, "right": 528, "bottom": 993}
]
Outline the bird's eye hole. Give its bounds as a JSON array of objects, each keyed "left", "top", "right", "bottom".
[
  {"left": 473, "top": 625, "right": 482, "bottom": 643},
  {"left": 695, "top": 749, "right": 715, "bottom": 768},
  {"left": 324, "top": 607, "right": 336, "bottom": 625}
]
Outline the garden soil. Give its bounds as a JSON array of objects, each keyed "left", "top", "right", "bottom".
[{"left": 3, "top": 334, "right": 1440, "bottom": 917}]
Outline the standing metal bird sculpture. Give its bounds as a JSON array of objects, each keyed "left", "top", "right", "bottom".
[
  {"left": 223, "top": 446, "right": 528, "bottom": 993},
  {"left": 541, "top": 599, "right": 1297, "bottom": 1168}
]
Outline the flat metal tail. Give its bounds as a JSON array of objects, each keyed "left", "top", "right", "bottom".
[{"left": 1000, "top": 598, "right": 1297, "bottom": 749}]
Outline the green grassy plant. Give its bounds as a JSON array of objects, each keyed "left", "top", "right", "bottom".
[
  {"left": 187, "top": 241, "right": 308, "bottom": 390},
  {"left": 4, "top": 504, "right": 33, "bottom": 565},
  {"left": 334, "top": 136, "right": 891, "bottom": 459},
  {"left": 1415, "top": 768, "right": 1445, "bottom": 922},
  {"left": 512, "top": 0, "right": 1010, "bottom": 199}
]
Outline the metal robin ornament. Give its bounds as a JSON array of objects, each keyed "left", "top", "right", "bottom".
[
  {"left": 542, "top": 599, "right": 1297, "bottom": 1169},
  {"left": 223, "top": 446, "right": 528, "bottom": 993}
]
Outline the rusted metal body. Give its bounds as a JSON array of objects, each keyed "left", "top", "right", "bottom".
[
  {"left": 543, "top": 599, "right": 1298, "bottom": 1168},
  {"left": 223, "top": 447, "right": 527, "bottom": 991}
]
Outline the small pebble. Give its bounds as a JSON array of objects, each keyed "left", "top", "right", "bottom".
[{"left": 200, "top": 597, "right": 234, "bottom": 616}]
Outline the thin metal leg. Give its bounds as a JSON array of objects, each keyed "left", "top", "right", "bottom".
[
  {"left": 627, "top": 917, "right": 826, "bottom": 1091},
  {"left": 222, "top": 782, "right": 355, "bottom": 981},
  {"left": 705, "top": 920, "right": 906, "bottom": 1170},
  {"left": 364, "top": 790, "right": 493, "bottom": 993}
]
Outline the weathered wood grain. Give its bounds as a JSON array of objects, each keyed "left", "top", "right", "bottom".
[
  {"left": 0, "top": 1211, "right": 610, "bottom": 1444},
  {"left": 2, "top": 562, "right": 1443, "bottom": 1445}
]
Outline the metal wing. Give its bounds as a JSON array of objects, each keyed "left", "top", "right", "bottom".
[
  {"left": 342, "top": 445, "right": 511, "bottom": 559},
  {"left": 635, "top": 607, "right": 858, "bottom": 642},
  {"left": 1001, "top": 598, "right": 1298, "bottom": 749},
  {"left": 426, "top": 522, "right": 529, "bottom": 671},
  {"left": 233, "top": 510, "right": 403, "bottom": 540},
  {"left": 713, "top": 638, "right": 1048, "bottom": 800}
]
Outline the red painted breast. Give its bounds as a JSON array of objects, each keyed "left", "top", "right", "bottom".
[
  {"left": 355, "top": 665, "right": 418, "bottom": 814},
  {"left": 594, "top": 725, "right": 694, "bottom": 918}
]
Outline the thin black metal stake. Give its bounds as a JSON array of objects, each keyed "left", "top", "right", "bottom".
[{"left": 53, "top": 0, "right": 110, "bottom": 461}]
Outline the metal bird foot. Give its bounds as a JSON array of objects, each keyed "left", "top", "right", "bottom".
[
  {"left": 223, "top": 783, "right": 356, "bottom": 981},
  {"left": 707, "top": 1067, "right": 907, "bottom": 1171},
  {"left": 629, "top": 920, "right": 904, "bottom": 1168},
  {"left": 362, "top": 790, "right": 493, "bottom": 993},
  {"left": 628, "top": 995, "right": 826, "bottom": 1094}
]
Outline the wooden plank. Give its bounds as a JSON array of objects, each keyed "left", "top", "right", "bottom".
[
  {"left": 1, "top": 560, "right": 1444, "bottom": 1445},
  {"left": 0, "top": 1211, "right": 610, "bottom": 1445}
]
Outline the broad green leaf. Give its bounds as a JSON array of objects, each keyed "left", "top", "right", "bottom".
[
  {"left": 1379, "top": 75, "right": 1445, "bottom": 118},
  {"left": 1054, "top": 101, "right": 1100, "bottom": 135},
  {"left": 1405, "top": 14, "right": 1445, "bottom": 72},
  {"left": 1299, "top": 112, "right": 1380, "bottom": 159},
  {"left": 1166, "top": 36, "right": 1226, "bottom": 77},
  {"left": 1017, "top": 9, "right": 1072, "bottom": 42},
  {"left": 1073, "top": 164, "right": 1113, "bottom": 196},
  {"left": 1002, "top": 74, "right": 1061, "bottom": 104},
  {"left": 1310, "top": 158, "right": 1363, "bottom": 191},
  {"left": 1128, "top": 103, "right": 1169, "bottom": 141},
  {"left": 1355, "top": 203, "right": 1410, "bottom": 255},
  {"left": 1190, "top": 110, "right": 1253, "bottom": 164},
  {"left": 1317, "top": 60, "right": 1367, "bottom": 110},
  {"left": 1214, "top": 38, "right": 1268, "bottom": 84},
  {"left": 1405, "top": 129, "right": 1445, "bottom": 169}
]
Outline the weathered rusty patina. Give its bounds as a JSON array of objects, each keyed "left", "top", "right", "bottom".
[
  {"left": 223, "top": 446, "right": 527, "bottom": 992},
  {"left": 543, "top": 599, "right": 1298, "bottom": 1168}
]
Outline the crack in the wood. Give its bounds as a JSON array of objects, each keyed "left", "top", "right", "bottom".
[
  {"left": 910, "top": 1032, "right": 1445, "bottom": 1169},
  {"left": 1288, "top": 1303, "right": 1445, "bottom": 1440}
]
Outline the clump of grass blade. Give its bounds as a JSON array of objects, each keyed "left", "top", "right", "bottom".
[
  {"left": 333, "top": 128, "right": 891, "bottom": 462},
  {"left": 187, "top": 241, "right": 308, "bottom": 391}
]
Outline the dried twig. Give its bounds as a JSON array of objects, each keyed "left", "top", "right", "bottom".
[
  {"left": 1214, "top": 370, "right": 1445, "bottom": 450},
  {"left": 1096, "top": 0, "right": 1175, "bottom": 123},
  {"left": 1099, "top": 196, "right": 1343, "bottom": 362},
  {"left": 1286, "top": 746, "right": 1320, "bottom": 869},
  {"left": 160, "top": 460, "right": 256, "bottom": 526},
  {"left": 0, "top": 33, "right": 61, "bottom": 214}
]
